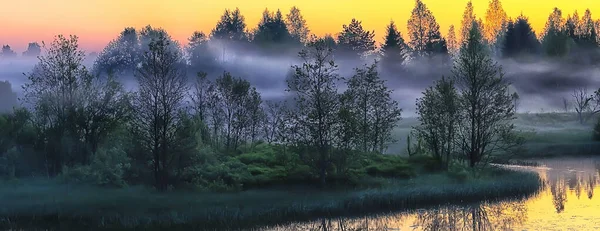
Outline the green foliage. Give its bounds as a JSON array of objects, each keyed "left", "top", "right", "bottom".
[
  {"left": 593, "top": 118, "right": 600, "bottom": 141},
  {"left": 59, "top": 146, "right": 131, "bottom": 187},
  {"left": 363, "top": 154, "right": 415, "bottom": 178},
  {"left": 0, "top": 81, "right": 18, "bottom": 113},
  {"left": 447, "top": 164, "right": 469, "bottom": 183},
  {"left": 0, "top": 147, "right": 18, "bottom": 179},
  {"left": 415, "top": 76, "right": 459, "bottom": 170}
]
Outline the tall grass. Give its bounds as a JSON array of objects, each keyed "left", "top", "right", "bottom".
[{"left": 0, "top": 168, "right": 542, "bottom": 231}]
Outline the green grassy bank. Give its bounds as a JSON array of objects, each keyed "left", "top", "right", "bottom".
[{"left": 0, "top": 166, "right": 542, "bottom": 231}]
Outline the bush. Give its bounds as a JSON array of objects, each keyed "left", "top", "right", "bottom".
[
  {"left": 447, "top": 165, "right": 469, "bottom": 183},
  {"left": 363, "top": 154, "right": 415, "bottom": 178},
  {"left": 0, "top": 147, "right": 19, "bottom": 179},
  {"left": 594, "top": 118, "right": 600, "bottom": 141},
  {"left": 59, "top": 146, "right": 131, "bottom": 187}
]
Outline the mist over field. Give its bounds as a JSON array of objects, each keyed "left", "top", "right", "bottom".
[{"left": 2, "top": 51, "right": 599, "bottom": 116}]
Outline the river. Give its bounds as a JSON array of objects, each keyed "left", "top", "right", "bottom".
[{"left": 265, "top": 157, "right": 600, "bottom": 231}]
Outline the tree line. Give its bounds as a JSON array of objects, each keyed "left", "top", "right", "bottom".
[
  {"left": 3, "top": 0, "right": 600, "bottom": 66},
  {"left": 0, "top": 29, "right": 404, "bottom": 190}
]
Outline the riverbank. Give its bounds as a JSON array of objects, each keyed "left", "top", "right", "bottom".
[{"left": 0, "top": 167, "right": 542, "bottom": 231}]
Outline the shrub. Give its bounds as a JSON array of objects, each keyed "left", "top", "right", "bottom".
[
  {"left": 59, "top": 146, "right": 131, "bottom": 187},
  {"left": 594, "top": 118, "right": 600, "bottom": 141},
  {"left": 0, "top": 147, "right": 19, "bottom": 179},
  {"left": 363, "top": 154, "right": 415, "bottom": 178},
  {"left": 447, "top": 165, "right": 469, "bottom": 183}
]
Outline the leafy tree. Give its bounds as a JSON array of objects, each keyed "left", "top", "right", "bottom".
[
  {"left": 0, "top": 108, "right": 35, "bottom": 178},
  {"left": 321, "top": 34, "right": 337, "bottom": 50},
  {"left": 447, "top": 25, "right": 459, "bottom": 55},
  {"left": 263, "top": 100, "right": 286, "bottom": 144},
  {"left": 460, "top": 1, "right": 477, "bottom": 45},
  {"left": 132, "top": 32, "right": 189, "bottom": 191},
  {"left": 344, "top": 62, "right": 402, "bottom": 153},
  {"left": 453, "top": 24, "right": 519, "bottom": 168},
  {"left": 380, "top": 21, "right": 409, "bottom": 70},
  {"left": 253, "top": 9, "right": 293, "bottom": 47},
  {"left": 286, "top": 37, "right": 341, "bottom": 187},
  {"left": 407, "top": 0, "right": 445, "bottom": 57},
  {"left": 503, "top": 15, "right": 540, "bottom": 58},
  {"left": 541, "top": 8, "right": 570, "bottom": 57},
  {"left": 0, "top": 81, "right": 18, "bottom": 113},
  {"left": 211, "top": 8, "right": 248, "bottom": 42},
  {"left": 285, "top": 6, "right": 310, "bottom": 44},
  {"left": 24, "top": 35, "right": 130, "bottom": 176},
  {"left": 0, "top": 45, "right": 16, "bottom": 58},
  {"left": 213, "top": 72, "right": 262, "bottom": 150},
  {"left": 93, "top": 27, "right": 140, "bottom": 75},
  {"left": 577, "top": 9, "right": 598, "bottom": 49},
  {"left": 484, "top": 0, "right": 508, "bottom": 45},
  {"left": 22, "top": 42, "right": 41, "bottom": 57},
  {"left": 186, "top": 31, "right": 216, "bottom": 73},
  {"left": 415, "top": 76, "right": 459, "bottom": 170},
  {"left": 565, "top": 11, "right": 581, "bottom": 43},
  {"left": 336, "top": 18, "right": 376, "bottom": 59}
]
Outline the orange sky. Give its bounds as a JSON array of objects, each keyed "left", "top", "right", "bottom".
[{"left": 1, "top": 0, "right": 599, "bottom": 53}]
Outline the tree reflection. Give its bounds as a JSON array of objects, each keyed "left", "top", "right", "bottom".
[
  {"left": 266, "top": 213, "right": 405, "bottom": 231},
  {"left": 414, "top": 200, "right": 527, "bottom": 231},
  {"left": 550, "top": 176, "right": 567, "bottom": 213}
]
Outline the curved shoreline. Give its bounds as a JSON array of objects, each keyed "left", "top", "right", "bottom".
[{"left": 0, "top": 168, "right": 543, "bottom": 231}]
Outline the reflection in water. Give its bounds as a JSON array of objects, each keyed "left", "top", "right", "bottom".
[
  {"left": 414, "top": 200, "right": 527, "bottom": 231},
  {"left": 265, "top": 214, "right": 405, "bottom": 231},
  {"left": 272, "top": 158, "right": 600, "bottom": 230},
  {"left": 550, "top": 176, "right": 567, "bottom": 213}
]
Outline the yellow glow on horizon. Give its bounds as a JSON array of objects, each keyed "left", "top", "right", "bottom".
[{"left": 1, "top": 0, "right": 599, "bottom": 52}]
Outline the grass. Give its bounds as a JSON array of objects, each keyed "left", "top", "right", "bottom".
[
  {"left": 0, "top": 167, "right": 542, "bottom": 231},
  {"left": 393, "top": 113, "right": 600, "bottom": 158}
]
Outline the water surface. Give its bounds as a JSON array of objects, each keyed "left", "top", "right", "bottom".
[{"left": 266, "top": 157, "right": 600, "bottom": 231}]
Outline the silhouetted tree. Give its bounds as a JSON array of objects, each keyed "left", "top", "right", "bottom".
[
  {"left": 454, "top": 24, "right": 519, "bottom": 168},
  {"left": 502, "top": 15, "right": 540, "bottom": 58},
  {"left": 186, "top": 31, "right": 216, "bottom": 73},
  {"left": 447, "top": 25, "right": 459, "bottom": 55},
  {"left": 565, "top": 11, "right": 581, "bottom": 43},
  {"left": 0, "top": 45, "right": 16, "bottom": 58},
  {"left": 484, "top": 0, "right": 508, "bottom": 44},
  {"left": 93, "top": 27, "right": 140, "bottom": 75},
  {"left": 407, "top": 0, "right": 445, "bottom": 57},
  {"left": 285, "top": 6, "right": 310, "bottom": 44},
  {"left": 460, "top": 1, "right": 477, "bottom": 45},
  {"left": 380, "top": 21, "right": 409, "bottom": 71},
  {"left": 336, "top": 18, "right": 376, "bottom": 60},
  {"left": 577, "top": 9, "right": 598, "bottom": 49},
  {"left": 415, "top": 76, "right": 459, "bottom": 170},
  {"left": 22, "top": 42, "right": 41, "bottom": 57},
  {"left": 287, "top": 37, "right": 341, "bottom": 187},
  {"left": 24, "top": 35, "right": 130, "bottom": 176},
  {"left": 253, "top": 9, "right": 293, "bottom": 48},
  {"left": 211, "top": 8, "right": 248, "bottom": 42},
  {"left": 344, "top": 62, "right": 402, "bottom": 153},
  {"left": 542, "top": 8, "right": 570, "bottom": 57},
  {"left": 132, "top": 33, "right": 188, "bottom": 191}
]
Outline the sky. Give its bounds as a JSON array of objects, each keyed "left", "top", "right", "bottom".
[{"left": 1, "top": 0, "right": 599, "bottom": 53}]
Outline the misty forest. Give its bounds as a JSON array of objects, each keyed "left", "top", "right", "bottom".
[{"left": 1, "top": 0, "right": 600, "bottom": 230}]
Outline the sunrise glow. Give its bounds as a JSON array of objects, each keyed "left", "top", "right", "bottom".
[{"left": 1, "top": 0, "right": 599, "bottom": 52}]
